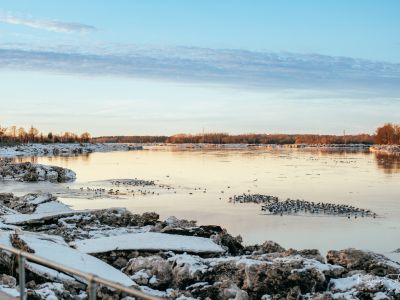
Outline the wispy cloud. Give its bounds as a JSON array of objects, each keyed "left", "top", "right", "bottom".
[
  {"left": 1, "top": 43, "right": 400, "bottom": 93},
  {"left": 0, "top": 14, "right": 96, "bottom": 33}
]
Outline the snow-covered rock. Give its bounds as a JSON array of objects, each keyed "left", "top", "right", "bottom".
[
  {"left": 122, "top": 251, "right": 344, "bottom": 299},
  {"left": 0, "top": 160, "right": 76, "bottom": 183},
  {"left": 0, "top": 193, "right": 72, "bottom": 215},
  {"left": 0, "top": 231, "right": 135, "bottom": 287},
  {"left": 329, "top": 274, "right": 400, "bottom": 299},
  {"left": 1, "top": 209, "right": 92, "bottom": 225},
  {"left": 125, "top": 255, "right": 173, "bottom": 288},
  {"left": 0, "top": 285, "right": 19, "bottom": 298},
  {"left": 72, "top": 232, "right": 226, "bottom": 254},
  {"left": 327, "top": 248, "right": 400, "bottom": 276}
]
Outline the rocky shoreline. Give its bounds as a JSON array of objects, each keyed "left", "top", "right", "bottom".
[
  {"left": 1, "top": 142, "right": 399, "bottom": 157},
  {"left": 0, "top": 192, "right": 399, "bottom": 299},
  {"left": 0, "top": 158, "right": 76, "bottom": 183},
  {"left": 0, "top": 143, "right": 143, "bottom": 158},
  {"left": 147, "top": 143, "right": 372, "bottom": 151},
  {"left": 370, "top": 145, "right": 400, "bottom": 154}
]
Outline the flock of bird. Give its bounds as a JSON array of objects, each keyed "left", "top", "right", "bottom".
[
  {"left": 70, "top": 176, "right": 376, "bottom": 219},
  {"left": 230, "top": 193, "right": 376, "bottom": 218},
  {"left": 110, "top": 179, "right": 155, "bottom": 187},
  {"left": 75, "top": 185, "right": 168, "bottom": 197},
  {"left": 73, "top": 178, "right": 175, "bottom": 197},
  {"left": 262, "top": 198, "right": 377, "bottom": 218},
  {"left": 230, "top": 193, "right": 279, "bottom": 204}
]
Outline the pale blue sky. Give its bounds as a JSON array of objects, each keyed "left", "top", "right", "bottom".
[{"left": 0, "top": 0, "right": 399, "bottom": 135}]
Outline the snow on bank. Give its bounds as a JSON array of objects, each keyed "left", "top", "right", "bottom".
[
  {"left": 1, "top": 208, "right": 101, "bottom": 225},
  {"left": 0, "top": 143, "right": 143, "bottom": 158},
  {"left": 29, "top": 198, "right": 73, "bottom": 215},
  {"left": 72, "top": 232, "right": 225, "bottom": 254},
  {"left": 20, "top": 193, "right": 73, "bottom": 214},
  {"left": 370, "top": 145, "right": 400, "bottom": 154},
  {"left": 0, "top": 192, "right": 78, "bottom": 225},
  {"left": 146, "top": 143, "right": 371, "bottom": 151},
  {"left": 0, "top": 231, "right": 134, "bottom": 287},
  {"left": 0, "top": 194, "right": 155, "bottom": 241}
]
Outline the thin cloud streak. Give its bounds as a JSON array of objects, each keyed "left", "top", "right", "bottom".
[
  {"left": 0, "top": 14, "right": 96, "bottom": 33},
  {"left": 1, "top": 44, "right": 400, "bottom": 93}
]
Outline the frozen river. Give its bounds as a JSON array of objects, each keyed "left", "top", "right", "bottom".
[{"left": 4, "top": 147, "right": 400, "bottom": 260}]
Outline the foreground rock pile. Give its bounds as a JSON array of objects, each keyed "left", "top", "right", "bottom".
[
  {"left": 0, "top": 193, "right": 399, "bottom": 299},
  {"left": 0, "top": 158, "right": 76, "bottom": 183}
]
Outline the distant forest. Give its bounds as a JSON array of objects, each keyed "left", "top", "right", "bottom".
[
  {"left": 0, "top": 125, "right": 91, "bottom": 145},
  {"left": 1, "top": 123, "right": 399, "bottom": 145},
  {"left": 93, "top": 124, "right": 400, "bottom": 145},
  {"left": 374, "top": 123, "right": 400, "bottom": 145},
  {"left": 93, "top": 133, "right": 374, "bottom": 145},
  {"left": 92, "top": 136, "right": 169, "bottom": 143}
]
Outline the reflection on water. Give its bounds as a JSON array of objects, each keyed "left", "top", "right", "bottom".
[
  {"left": 15, "top": 149, "right": 399, "bottom": 174},
  {"left": 374, "top": 153, "right": 400, "bottom": 174},
  {"left": 12, "top": 154, "right": 91, "bottom": 164},
  {"left": 293, "top": 148, "right": 370, "bottom": 156},
  {"left": 6, "top": 148, "right": 400, "bottom": 260}
]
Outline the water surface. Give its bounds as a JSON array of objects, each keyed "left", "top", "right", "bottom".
[{"left": 6, "top": 148, "right": 400, "bottom": 260}]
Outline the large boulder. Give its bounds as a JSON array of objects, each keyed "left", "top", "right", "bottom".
[
  {"left": 244, "top": 240, "right": 286, "bottom": 255},
  {"left": 194, "top": 280, "right": 249, "bottom": 300},
  {"left": 329, "top": 274, "right": 400, "bottom": 299},
  {"left": 160, "top": 216, "right": 244, "bottom": 255},
  {"left": 327, "top": 248, "right": 400, "bottom": 276},
  {"left": 123, "top": 255, "right": 173, "bottom": 289},
  {"left": 282, "top": 248, "right": 325, "bottom": 263}
]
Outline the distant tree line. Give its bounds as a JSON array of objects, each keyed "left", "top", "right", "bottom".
[
  {"left": 92, "top": 133, "right": 375, "bottom": 145},
  {"left": 92, "top": 136, "right": 168, "bottom": 143},
  {"left": 165, "top": 133, "right": 375, "bottom": 145},
  {"left": 294, "top": 134, "right": 374, "bottom": 145},
  {"left": 0, "top": 125, "right": 91, "bottom": 145},
  {"left": 2, "top": 123, "right": 399, "bottom": 145},
  {"left": 375, "top": 123, "right": 400, "bottom": 145}
]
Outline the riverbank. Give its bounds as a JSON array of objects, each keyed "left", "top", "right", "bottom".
[
  {"left": 145, "top": 143, "right": 372, "bottom": 151},
  {"left": 370, "top": 145, "right": 400, "bottom": 154},
  {"left": 0, "top": 143, "right": 143, "bottom": 157},
  {"left": 0, "top": 192, "right": 399, "bottom": 299},
  {"left": 4, "top": 142, "right": 400, "bottom": 157}
]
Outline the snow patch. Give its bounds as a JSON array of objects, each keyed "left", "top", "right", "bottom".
[
  {"left": 72, "top": 232, "right": 225, "bottom": 254},
  {"left": 0, "top": 231, "right": 134, "bottom": 287}
]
